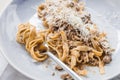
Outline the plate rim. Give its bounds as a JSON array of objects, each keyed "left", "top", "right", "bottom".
[
  {"left": 0, "top": 0, "right": 120, "bottom": 80},
  {"left": 1, "top": 48, "right": 37, "bottom": 80}
]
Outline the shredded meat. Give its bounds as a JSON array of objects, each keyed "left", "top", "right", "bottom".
[
  {"left": 55, "top": 65, "right": 63, "bottom": 71},
  {"left": 61, "top": 74, "right": 74, "bottom": 80},
  {"left": 52, "top": 72, "right": 55, "bottom": 76},
  {"left": 103, "top": 55, "right": 112, "bottom": 64}
]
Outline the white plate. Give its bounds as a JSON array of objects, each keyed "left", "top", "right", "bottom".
[{"left": 0, "top": 0, "right": 120, "bottom": 80}]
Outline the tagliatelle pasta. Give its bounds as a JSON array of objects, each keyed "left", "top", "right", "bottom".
[
  {"left": 16, "top": 0, "right": 114, "bottom": 77},
  {"left": 16, "top": 23, "right": 48, "bottom": 61}
]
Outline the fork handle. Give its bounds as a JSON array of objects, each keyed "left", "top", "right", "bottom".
[{"left": 46, "top": 51, "right": 83, "bottom": 80}]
